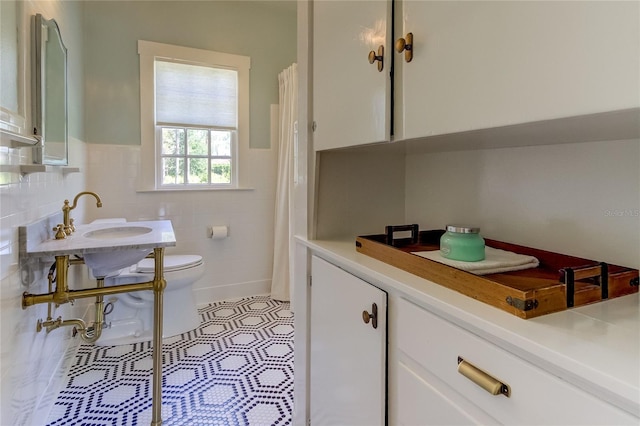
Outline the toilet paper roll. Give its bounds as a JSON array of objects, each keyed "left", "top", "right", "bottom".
[{"left": 209, "top": 225, "right": 229, "bottom": 240}]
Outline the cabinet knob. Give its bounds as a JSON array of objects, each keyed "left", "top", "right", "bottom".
[
  {"left": 395, "top": 32, "right": 413, "bottom": 63},
  {"left": 368, "top": 45, "right": 384, "bottom": 72},
  {"left": 362, "top": 303, "right": 378, "bottom": 329}
]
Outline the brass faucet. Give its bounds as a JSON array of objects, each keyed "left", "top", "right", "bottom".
[{"left": 62, "top": 191, "right": 103, "bottom": 235}]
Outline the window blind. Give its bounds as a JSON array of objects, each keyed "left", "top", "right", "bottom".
[{"left": 155, "top": 60, "right": 237, "bottom": 129}]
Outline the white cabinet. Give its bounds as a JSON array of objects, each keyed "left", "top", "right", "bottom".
[
  {"left": 396, "top": 1, "right": 639, "bottom": 140},
  {"left": 312, "top": 0, "right": 392, "bottom": 151},
  {"left": 392, "top": 298, "right": 638, "bottom": 425},
  {"left": 312, "top": 1, "right": 639, "bottom": 149},
  {"left": 310, "top": 255, "right": 387, "bottom": 425}
]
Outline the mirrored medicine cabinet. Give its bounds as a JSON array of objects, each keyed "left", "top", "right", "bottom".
[{"left": 32, "top": 13, "right": 68, "bottom": 165}]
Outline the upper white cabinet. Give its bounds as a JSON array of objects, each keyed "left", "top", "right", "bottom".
[
  {"left": 312, "top": 0, "right": 392, "bottom": 151},
  {"left": 396, "top": 1, "right": 640, "bottom": 140},
  {"left": 312, "top": 1, "right": 639, "bottom": 150}
]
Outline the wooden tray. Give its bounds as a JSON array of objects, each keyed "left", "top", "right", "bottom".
[{"left": 356, "top": 225, "right": 639, "bottom": 318}]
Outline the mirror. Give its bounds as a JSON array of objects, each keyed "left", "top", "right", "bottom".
[{"left": 32, "top": 13, "right": 68, "bottom": 165}]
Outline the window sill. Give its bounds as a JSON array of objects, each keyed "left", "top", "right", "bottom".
[{"left": 136, "top": 186, "right": 255, "bottom": 193}]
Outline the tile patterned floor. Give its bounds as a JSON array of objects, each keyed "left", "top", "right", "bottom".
[{"left": 45, "top": 296, "right": 294, "bottom": 425}]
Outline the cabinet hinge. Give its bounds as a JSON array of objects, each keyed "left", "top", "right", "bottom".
[
  {"left": 311, "top": 121, "right": 317, "bottom": 132},
  {"left": 307, "top": 419, "right": 311, "bottom": 426},
  {"left": 308, "top": 276, "right": 312, "bottom": 287}
]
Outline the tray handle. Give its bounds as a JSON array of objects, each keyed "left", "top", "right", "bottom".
[
  {"left": 561, "top": 262, "right": 608, "bottom": 308},
  {"left": 385, "top": 224, "right": 419, "bottom": 246}
]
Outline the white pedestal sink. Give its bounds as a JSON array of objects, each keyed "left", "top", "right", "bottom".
[
  {"left": 21, "top": 219, "right": 176, "bottom": 278},
  {"left": 82, "top": 226, "right": 155, "bottom": 278}
]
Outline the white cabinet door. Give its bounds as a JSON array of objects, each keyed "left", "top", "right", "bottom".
[
  {"left": 313, "top": 0, "right": 392, "bottom": 151},
  {"left": 398, "top": 1, "right": 640, "bottom": 140},
  {"left": 310, "top": 255, "right": 387, "bottom": 425}
]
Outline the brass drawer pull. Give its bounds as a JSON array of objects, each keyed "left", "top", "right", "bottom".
[{"left": 457, "top": 357, "right": 510, "bottom": 397}]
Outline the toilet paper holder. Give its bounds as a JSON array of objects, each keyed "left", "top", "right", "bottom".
[{"left": 208, "top": 225, "right": 229, "bottom": 240}]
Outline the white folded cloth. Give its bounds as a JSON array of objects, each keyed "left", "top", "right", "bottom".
[{"left": 412, "top": 246, "right": 539, "bottom": 275}]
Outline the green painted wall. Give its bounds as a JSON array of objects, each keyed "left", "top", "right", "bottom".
[{"left": 83, "top": 1, "right": 296, "bottom": 148}]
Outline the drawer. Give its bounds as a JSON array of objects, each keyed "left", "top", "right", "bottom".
[
  {"left": 395, "top": 360, "right": 498, "bottom": 425},
  {"left": 396, "top": 298, "right": 637, "bottom": 425}
]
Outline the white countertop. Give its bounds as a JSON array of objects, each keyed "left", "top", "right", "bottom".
[
  {"left": 24, "top": 220, "right": 177, "bottom": 257},
  {"left": 299, "top": 237, "right": 640, "bottom": 417}
]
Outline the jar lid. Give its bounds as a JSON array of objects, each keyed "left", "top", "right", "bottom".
[{"left": 446, "top": 225, "right": 480, "bottom": 234}]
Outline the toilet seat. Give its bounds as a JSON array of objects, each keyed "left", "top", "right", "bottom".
[{"left": 135, "top": 255, "right": 203, "bottom": 273}]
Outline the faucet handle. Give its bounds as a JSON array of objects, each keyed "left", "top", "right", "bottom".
[
  {"left": 53, "top": 224, "right": 66, "bottom": 240},
  {"left": 69, "top": 218, "right": 76, "bottom": 233}
]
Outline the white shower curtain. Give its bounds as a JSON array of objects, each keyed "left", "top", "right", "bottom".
[{"left": 271, "top": 63, "right": 298, "bottom": 301}]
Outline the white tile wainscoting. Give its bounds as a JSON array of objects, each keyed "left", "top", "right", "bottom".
[
  {"left": 0, "top": 138, "right": 87, "bottom": 426},
  {"left": 84, "top": 143, "right": 279, "bottom": 302}
]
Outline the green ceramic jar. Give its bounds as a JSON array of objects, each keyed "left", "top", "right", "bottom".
[{"left": 440, "top": 225, "right": 485, "bottom": 262}]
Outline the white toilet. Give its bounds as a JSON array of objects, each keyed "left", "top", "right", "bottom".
[{"left": 96, "top": 254, "right": 204, "bottom": 346}]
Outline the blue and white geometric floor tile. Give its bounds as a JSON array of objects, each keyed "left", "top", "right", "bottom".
[{"left": 45, "top": 296, "right": 294, "bottom": 425}]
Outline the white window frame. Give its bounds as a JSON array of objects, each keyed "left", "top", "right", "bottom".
[{"left": 138, "top": 40, "right": 250, "bottom": 191}]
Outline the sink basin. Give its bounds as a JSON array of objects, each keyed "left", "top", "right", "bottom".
[
  {"left": 82, "top": 226, "right": 154, "bottom": 278},
  {"left": 83, "top": 226, "right": 152, "bottom": 240}
]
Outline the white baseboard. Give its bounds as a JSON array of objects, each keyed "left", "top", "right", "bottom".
[{"left": 193, "top": 279, "right": 271, "bottom": 306}]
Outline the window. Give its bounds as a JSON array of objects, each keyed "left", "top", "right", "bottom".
[
  {"left": 138, "top": 40, "right": 250, "bottom": 190},
  {"left": 159, "top": 127, "right": 233, "bottom": 185}
]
